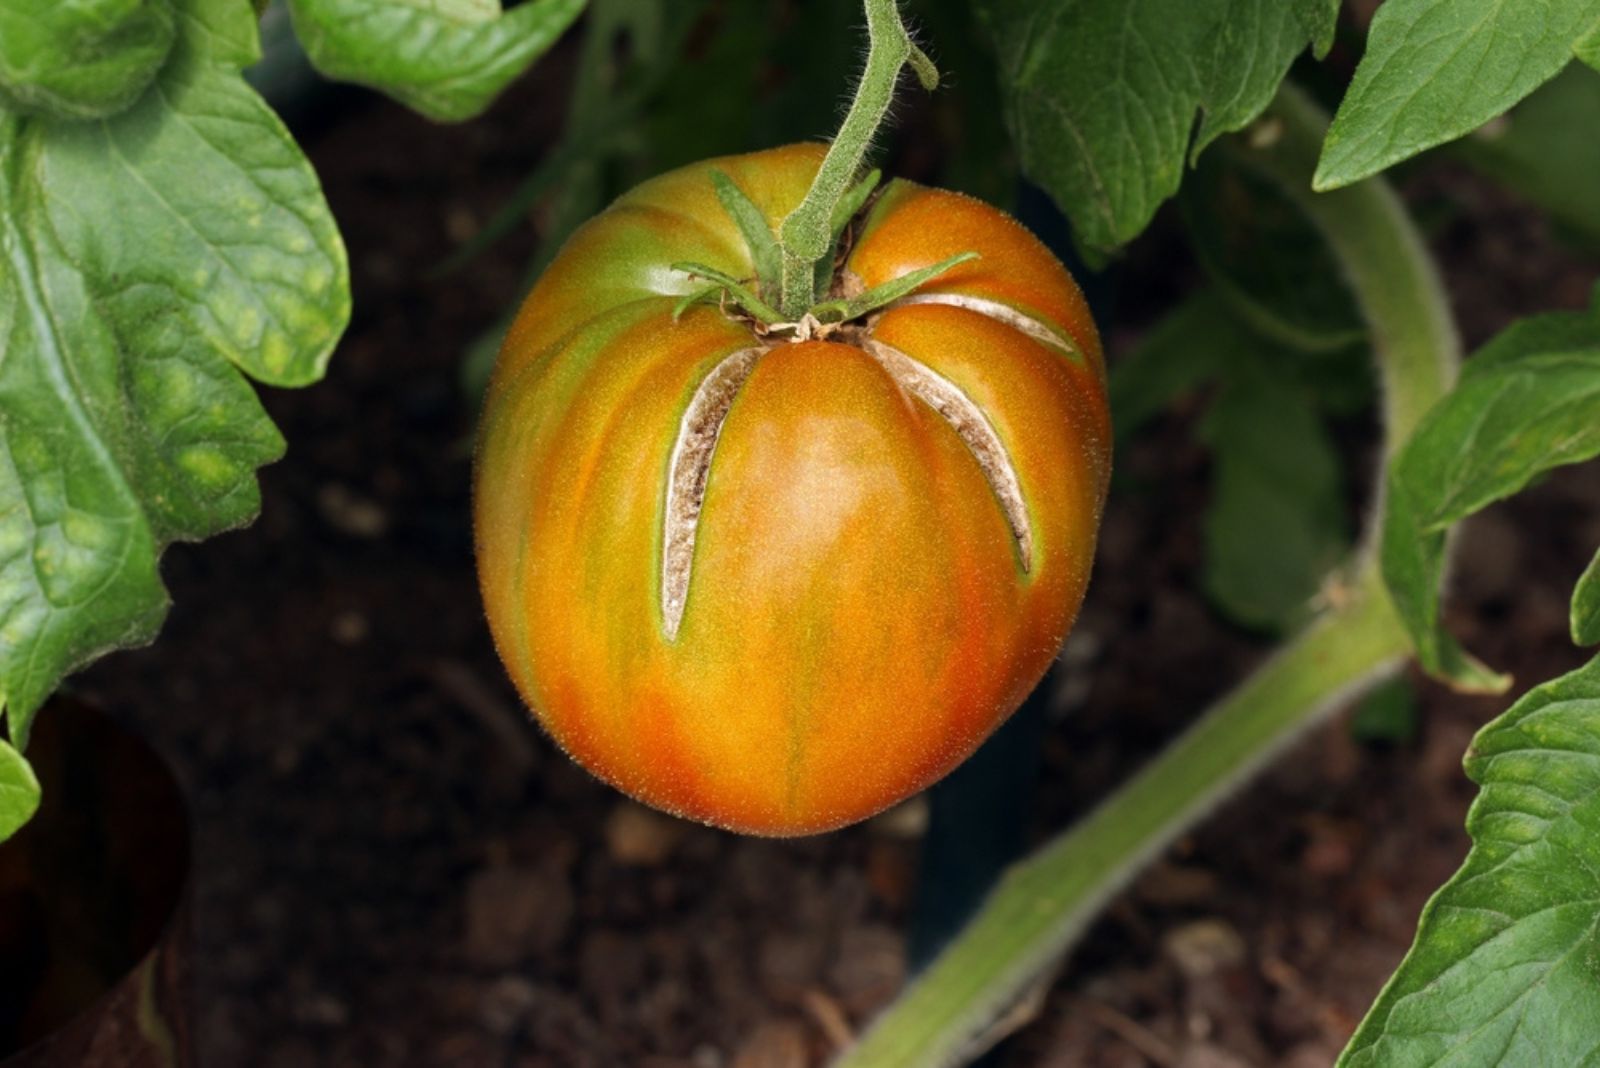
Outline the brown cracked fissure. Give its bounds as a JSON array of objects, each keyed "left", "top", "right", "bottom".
[
  {"left": 661, "top": 346, "right": 766, "bottom": 639},
  {"left": 660, "top": 308, "right": 1048, "bottom": 639},
  {"left": 890, "top": 292, "right": 1082, "bottom": 360},
  {"left": 864, "top": 339, "right": 1033, "bottom": 572}
]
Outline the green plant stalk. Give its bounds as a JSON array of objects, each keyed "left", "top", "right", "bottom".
[
  {"left": 775, "top": 0, "right": 935, "bottom": 318},
  {"left": 1258, "top": 92, "right": 1460, "bottom": 469},
  {"left": 839, "top": 578, "right": 1406, "bottom": 1068},
  {"left": 834, "top": 82, "right": 1460, "bottom": 1068}
]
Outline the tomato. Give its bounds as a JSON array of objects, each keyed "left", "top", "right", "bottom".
[{"left": 475, "top": 143, "right": 1110, "bottom": 835}]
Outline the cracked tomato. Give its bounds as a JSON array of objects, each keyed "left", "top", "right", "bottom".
[{"left": 474, "top": 143, "right": 1110, "bottom": 835}]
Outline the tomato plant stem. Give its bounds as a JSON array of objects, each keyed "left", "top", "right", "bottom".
[
  {"left": 833, "top": 83, "right": 1461, "bottom": 1068},
  {"left": 840, "top": 572, "right": 1408, "bottom": 1068},
  {"left": 776, "top": 0, "right": 936, "bottom": 319},
  {"left": 1251, "top": 85, "right": 1460, "bottom": 464}
]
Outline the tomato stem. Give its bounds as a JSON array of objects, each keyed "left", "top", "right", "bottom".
[{"left": 775, "top": 0, "right": 937, "bottom": 319}]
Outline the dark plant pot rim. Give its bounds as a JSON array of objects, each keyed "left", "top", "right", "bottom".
[{"left": 0, "top": 696, "right": 193, "bottom": 1068}]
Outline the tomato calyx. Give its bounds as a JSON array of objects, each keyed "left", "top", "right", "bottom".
[
  {"left": 666, "top": 0, "right": 956, "bottom": 336},
  {"left": 671, "top": 170, "right": 980, "bottom": 343},
  {"left": 674, "top": 244, "right": 981, "bottom": 341}
]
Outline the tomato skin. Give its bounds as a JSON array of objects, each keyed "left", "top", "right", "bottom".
[{"left": 475, "top": 144, "right": 1110, "bottom": 835}]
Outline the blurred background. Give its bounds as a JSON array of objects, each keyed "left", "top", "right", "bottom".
[{"left": 69, "top": 1, "right": 1600, "bottom": 1065}]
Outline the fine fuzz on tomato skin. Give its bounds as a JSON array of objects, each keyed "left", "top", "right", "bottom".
[{"left": 474, "top": 144, "right": 1110, "bottom": 836}]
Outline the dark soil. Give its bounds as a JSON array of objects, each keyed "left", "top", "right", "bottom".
[{"left": 75, "top": 54, "right": 1600, "bottom": 1068}]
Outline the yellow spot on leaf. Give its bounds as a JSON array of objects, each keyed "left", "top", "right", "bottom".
[
  {"left": 179, "top": 446, "right": 235, "bottom": 489},
  {"left": 261, "top": 334, "right": 292, "bottom": 376},
  {"left": 233, "top": 307, "right": 262, "bottom": 345}
]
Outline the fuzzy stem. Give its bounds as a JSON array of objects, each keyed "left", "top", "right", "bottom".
[
  {"left": 776, "top": 0, "right": 934, "bottom": 318},
  {"left": 832, "top": 81, "right": 1459, "bottom": 1068},
  {"left": 838, "top": 577, "right": 1407, "bottom": 1068}
]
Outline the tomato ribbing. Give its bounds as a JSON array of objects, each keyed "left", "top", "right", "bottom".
[{"left": 474, "top": 145, "right": 1110, "bottom": 834}]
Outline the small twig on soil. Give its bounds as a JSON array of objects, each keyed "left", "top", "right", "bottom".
[
  {"left": 1079, "top": 998, "right": 1180, "bottom": 1067},
  {"left": 803, "top": 989, "right": 857, "bottom": 1052},
  {"left": 429, "top": 659, "right": 538, "bottom": 772}
]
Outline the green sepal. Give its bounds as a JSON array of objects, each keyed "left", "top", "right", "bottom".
[
  {"left": 811, "top": 251, "right": 978, "bottom": 324},
  {"left": 814, "top": 168, "right": 883, "bottom": 297},
  {"left": 671, "top": 284, "right": 724, "bottom": 323},
  {"left": 829, "top": 168, "right": 882, "bottom": 238},
  {"left": 670, "top": 261, "right": 784, "bottom": 324},
  {"left": 710, "top": 170, "right": 781, "bottom": 289}
]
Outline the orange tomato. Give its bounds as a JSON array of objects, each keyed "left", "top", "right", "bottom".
[{"left": 475, "top": 144, "right": 1110, "bottom": 835}]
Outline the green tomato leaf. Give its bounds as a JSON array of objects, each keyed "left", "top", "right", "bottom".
[
  {"left": 285, "top": 0, "right": 586, "bottom": 122},
  {"left": 1380, "top": 474, "right": 1511, "bottom": 696},
  {"left": 1414, "top": 357, "right": 1600, "bottom": 531},
  {"left": 1201, "top": 349, "right": 1348, "bottom": 633},
  {"left": 1382, "top": 294, "right": 1600, "bottom": 691},
  {"left": 172, "top": 0, "right": 263, "bottom": 68},
  {"left": 0, "top": 0, "right": 177, "bottom": 121},
  {"left": 639, "top": 0, "right": 765, "bottom": 171},
  {"left": 1181, "top": 136, "right": 1364, "bottom": 353},
  {"left": 975, "top": 0, "right": 1337, "bottom": 254},
  {"left": 1293, "top": 0, "right": 1338, "bottom": 57},
  {"left": 1575, "top": 548, "right": 1600, "bottom": 646},
  {"left": 0, "top": 738, "right": 40, "bottom": 842},
  {"left": 0, "top": 44, "right": 349, "bottom": 747},
  {"left": 1112, "top": 291, "right": 1352, "bottom": 633},
  {"left": 1338, "top": 653, "right": 1600, "bottom": 1067},
  {"left": 1458, "top": 62, "right": 1600, "bottom": 250},
  {"left": 1108, "top": 293, "right": 1229, "bottom": 444},
  {"left": 1316, "top": 0, "right": 1600, "bottom": 191}
]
